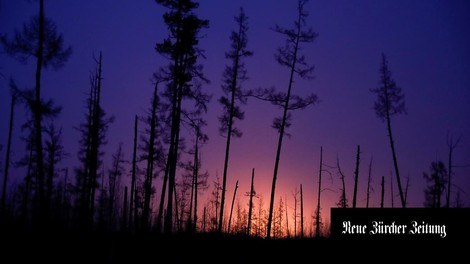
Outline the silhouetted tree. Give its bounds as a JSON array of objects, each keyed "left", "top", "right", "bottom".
[
  {"left": 370, "top": 53, "right": 406, "bottom": 208},
  {"left": 209, "top": 175, "right": 221, "bottom": 231},
  {"left": 227, "top": 180, "right": 238, "bottom": 234},
  {"left": 1, "top": 84, "right": 17, "bottom": 214},
  {"left": 273, "top": 197, "right": 284, "bottom": 238},
  {"left": 300, "top": 183, "right": 304, "bottom": 238},
  {"left": 182, "top": 118, "right": 209, "bottom": 232},
  {"left": 140, "top": 83, "right": 162, "bottom": 232},
  {"left": 263, "top": 0, "right": 318, "bottom": 238},
  {"left": 284, "top": 195, "right": 289, "bottom": 237},
  {"left": 335, "top": 157, "right": 348, "bottom": 208},
  {"left": 128, "top": 115, "right": 138, "bottom": 232},
  {"left": 255, "top": 194, "right": 266, "bottom": 237},
  {"left": 366, "top": 156, "right": 373, "bottom": 208},
  {"left": 155, "top": 0, "right": 210, "bottom": 234},
  {"left": 75, "top": 53, "right": 113, "bottom": 230},
  {"left": 352, "top": 145, "right": 360, "bottom": 208},
  {"left": 1, "top": 0, "right": 72, "bottom": 220},
  {"left": 218, "top": 7, "right": 253, "bottom": 234},
  {"left": 380, "top": 176, "right": 385, "bottom": 208},
  {"left": 122, "top": 186, "right": 128, "bottom": 231},
  {"left": 44, "top": 123, "right": 67, "bottom": 221},
  {"left": 292, "top": 186, "right": 300, "bottom": 237},
  {"left": 246, "top": 168, "right": 255, "bottom": 235},
  {"left": 446, "top": 133, "right": 461, "bottom": 208},
  {"left": 390, "top": 174, "right": 394, "bottom": 208},
  {"left": 13, "top": 84, "right": 61, "bottom": 224},
  {"left": 423, "top": 161, "right": 447, "bottom": 208},
  {"left": 315, "top": 147, "right": 323, "bottom": 237},
  {"left": 108, "top": 143, "right": 125, "bottom": 230}
]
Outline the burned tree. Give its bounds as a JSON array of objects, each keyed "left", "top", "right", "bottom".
[
  {"left": 370, "top": 53, "right": 406, "bottom": 208},
  {"left": 263, "top": 0, "right": 318, "bottom": 239},
  {"left": 218, "top": 7, "right": 253, "bottom": 233}
]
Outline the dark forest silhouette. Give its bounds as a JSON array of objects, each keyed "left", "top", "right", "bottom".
[{"left": 0, "top": 0, "right": 467, "bottom": 250}]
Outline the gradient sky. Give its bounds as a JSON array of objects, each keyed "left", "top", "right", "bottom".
[{"left": 1, "top": 0, "right": 469, "bottom": 228}]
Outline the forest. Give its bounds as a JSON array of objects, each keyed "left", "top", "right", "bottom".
[{"left": 1, "top": 0, "right": 468, "bottom": 253}]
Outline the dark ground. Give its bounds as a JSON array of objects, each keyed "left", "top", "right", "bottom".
[{"left": 2, "top": 229, "right": 457, "bottom": 263}]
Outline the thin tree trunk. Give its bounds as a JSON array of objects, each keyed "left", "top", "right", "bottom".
[
  {"left": 1, "top": 93, "right": 16, "bottom": 214},
  {"left": 129, "top": 115, "right": 138, "bottom": 231},
  {"left": 218, "top": 52, "right": 238, "bottom": 234},
  {"left": 266, "top": 6, "right": 303, "bottom": 239},
  {"left": 386, "top": 109, "right": 405, "bottom": 208},
  {"left": 285, "top": 195, "right": 289, "bottom": 237},
  {"left": 227, "top": 180, "right": 238, "bottom": 234},
  {"left": 122, "top": 186, "right": 128, "bottom": 231},
  {"left": 294, "top": 188, "right": 297, "bottom": 238},
  {"left": 390, "top": 174, "right": 394, "bottom": 208},
  {"left": 192, "top": 138, "right": 199, "bottom": 233},
  {"left": 247, "top": 169, "right": 255, "bottom": 235},
  {"left": 446, "top": 135, "right": 460, "bottom": 208},
  {"left": 142, "top": 83, "right": 159, "bottom": 232},
  {"left": 352, "top": 145, "right": 360, "bottom": 208},
  {"left": 300, "top": 184, "right": 304, "bottom": 239},
  {"left": 34, "top": 0, "right": 46, "bottom": 225},
  {"left": 315, "top": 147, "right": 323, "bottom": 237},
  {"left": 366, "top": 156, "right": 373, "bottom": 208},
  {"left": 337, "top": 157, "right": 347, "bottom": 208},
  {"left": 381, "top": 176, "right": 385, "bottom": 208}
]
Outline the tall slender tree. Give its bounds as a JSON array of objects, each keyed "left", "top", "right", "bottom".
[
  {"left": 1, "top": 84, "right": 17, "bottom": 214},
  {"left": 140, "top": 83, "right": 162, "bottom": 232},
  {"left": 352, "top": 145, "right": 360, "bottom": 208},
  {"left": 44, "top": 122, "right": 66, "bottom": 221},
  {"left": 218, "top": 7, "right": 253, "bottom": 234},
  {"left": 227, "top": 180, "right": 238, "bottom": 234},
  {"left": 75, "top": 53, "right": 113, "bottom": 230},
  {"left": 264, "top": 0, "right": 318, "bottom": 238},
  {"left": 108, "top": 143, "right": 125, "bottom": 230},
  {"left": 300, "top": 183, "right": 304, "bottom": 238},
  {"left": 315, "top": 147, "right": 323, "bottom": 237},
  {"left": 155, "top": 0, "right": 210, "bottom": 234},
  {"left": 370, "top": 53, "right": 406, "bottom": 208},
  {"left": 128, "top": 115, "right": 138, "bottom": 231},
  {"left": 1, "top": 0, "right": 71, "bottom": 221},
  {"left": 246, "top": 168, "right": 255, "bottom": 235},
  {"left": 366, "top": 156, "right": 373, "bottom": 208}
]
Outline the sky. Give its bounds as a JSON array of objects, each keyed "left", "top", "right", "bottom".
[{"left": 1, "top": 0, "right": 469, "bottom": 230}]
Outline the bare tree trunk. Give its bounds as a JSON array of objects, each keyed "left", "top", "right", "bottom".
[
  {"left": 366, "top": 156, "right": 373, "bottom": 208},
  {"left": 315, "top": 147, "right": 323, "bottom": 237},
  {"left": 446, "top": 134, "right": 461, "bottom": 208},
  {"left": 227, "top": 180, "right": 238, "bottom": 234},
  {"left": 142, "top": 83, "right": 159, "bottom": 232},
  {"left": 300, "top": 184, "right": 304, "bottom": 239},
  {"left": 285, "top": 195, "right": 289, "bottom": 237},
  {"left": 156, "top": 156, "right": 169, "bottom": 232},
  {"left": 203, "top": 206, "right": 206, "bottom": 233},
  {"left": 129, "top": 115, "right": 138, "bottom": 232},
  {"left": 386, "top": 110, "right": 405, "bottom": 208},
  {"left": 33, "top": 0, "right": 46, "bottom": 224},
  {"left": 122, "top": 186, "right": 128, "bottom": 231},
  {"left": 293, "top": 187, "right": 298, "bottom": 238},
  {"left": 390, "top": 174, "right": 394, "bottom": 208},
  {"left": 1, "top": 92, "right": 16, "bottom": 214},
  {"left": 337, "top": 157, "right": 347, "bottom": 208},
  {"left": 352, "top": 145, "right": 360, "bottom": 208},
  {"left": 381, "top": 176, "right": 384, "bottom": 208},
  {"left": 247, "top": 169, "right": 255, "bottom": 235}
]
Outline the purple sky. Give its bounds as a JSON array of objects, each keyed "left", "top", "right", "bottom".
[{"left": 1, "top": 0, "right": 469, "bottom": 226}]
